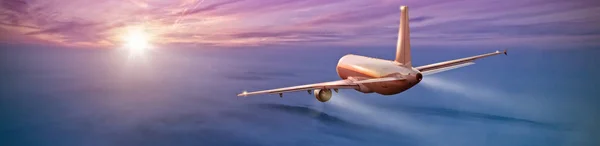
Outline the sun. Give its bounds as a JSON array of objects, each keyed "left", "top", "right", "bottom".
[{"left": 123, "top": 27, "right": 152, "bottom": 59}]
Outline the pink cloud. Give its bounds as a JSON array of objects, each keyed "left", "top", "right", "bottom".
[{"left": 0, "top": 0, "right": 598, "bottom": 48}]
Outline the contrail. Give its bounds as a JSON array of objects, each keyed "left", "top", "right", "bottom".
[
  {"left": 420, "top": 76, "right": 501, "bottom": 100},
  {"left": 327, "top": 93, "right": 433, "bottom": 136},
  {"left": 419, "top": 76, "right": 548, "bottom": 120}
]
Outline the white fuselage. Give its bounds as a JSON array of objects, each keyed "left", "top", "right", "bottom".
[{"left": 336, "top": 54, "right": 422, "bottom": 95}]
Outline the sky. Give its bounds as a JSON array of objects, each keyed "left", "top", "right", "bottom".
[
  {"left": 1, "top": 1, "right": 600, "bottom": 145},
  {"left": 1, "top": 0, "right": 599, "bottom": 49}
]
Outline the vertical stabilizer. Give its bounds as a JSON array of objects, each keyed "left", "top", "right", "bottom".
[{"left": 395, "top": 6, "right": 411, "bottom": 67}]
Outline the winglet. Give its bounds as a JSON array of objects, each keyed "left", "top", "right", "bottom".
[
  {"left": 503, "top": 49, "right": 508, "bottom": 55},
  {"left": 238, "top": 91, "right": 248, "bottom": 97}
]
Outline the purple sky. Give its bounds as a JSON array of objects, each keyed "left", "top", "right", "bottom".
[{"left": 1, "top": 0, "right": 599, "bottom": 48}]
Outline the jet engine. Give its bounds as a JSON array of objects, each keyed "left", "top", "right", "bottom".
[{"left": 313, "top": 89, "right": 333, "bottom": 102}]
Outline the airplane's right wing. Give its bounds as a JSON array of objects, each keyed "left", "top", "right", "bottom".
[{"left": 416, "top": 50, "right": 506, "bottom": 75}]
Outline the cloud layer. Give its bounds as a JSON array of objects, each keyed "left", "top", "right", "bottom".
[{"left": 1, "top": 0, "right": 599, "bottom": 48}]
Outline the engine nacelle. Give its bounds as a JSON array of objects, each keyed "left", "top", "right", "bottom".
[{"left": 313, "top": 89, "right": 333, "bottom": 102}]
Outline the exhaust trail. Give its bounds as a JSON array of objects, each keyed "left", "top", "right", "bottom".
[
  {"left": 327, "top": 93, "right": 432, "bottom": 136},
  {"left": 420, "top": 76, "right": 502, "bottom": 100},
  {"left": 419, "top": 76, "right": 549, "bottom": 121}
]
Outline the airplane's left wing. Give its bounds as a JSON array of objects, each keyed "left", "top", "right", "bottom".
[{"left": 237, "top": 76, "right": 404, "bottom": 97}]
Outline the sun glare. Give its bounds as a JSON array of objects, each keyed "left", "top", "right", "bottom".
[{"left": 123, "top": 27, "right": 152, "bottom": 59}]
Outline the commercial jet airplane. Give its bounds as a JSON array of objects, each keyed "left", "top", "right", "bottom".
[{"left": 237, "top": 6, "right": 507, "bottom": 102}]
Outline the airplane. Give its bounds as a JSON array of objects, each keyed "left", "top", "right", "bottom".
[{"left": 237, "top": 6, "right": 507, "bottom": 102}]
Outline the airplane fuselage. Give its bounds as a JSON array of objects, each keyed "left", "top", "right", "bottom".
[{"left": 336, "top": 54, "right": 423, "bottom": 95}]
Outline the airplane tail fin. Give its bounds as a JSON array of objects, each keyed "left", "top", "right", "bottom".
[{"left": 395, "top": 6, "right": 411, "bottom": 67}]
